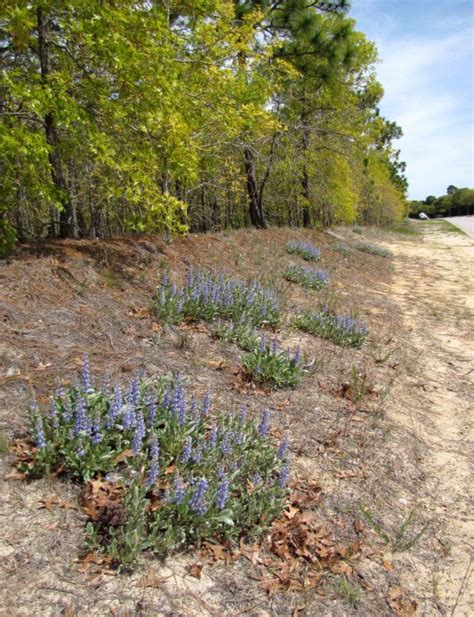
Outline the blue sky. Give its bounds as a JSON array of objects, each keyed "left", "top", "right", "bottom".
[{"left": 350, "top": 0, "right": 474, "bottom": 200}]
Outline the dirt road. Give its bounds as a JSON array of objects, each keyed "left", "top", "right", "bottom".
[{"left": 386, "top": 223, "right": 473, "bottom": 615}]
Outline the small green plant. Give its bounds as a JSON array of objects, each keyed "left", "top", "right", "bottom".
[
  {"left": 292, "top": 307, "right": 368, "bottom": 348},
  {"left": 242, "top": 335, "right": 303, "bottom": 389},
  {"left": 172, "top": 328, "right": 194, "bottom": 350},
  {"left": 393, "top": 510, "right": 431, "bottom": 552},
  {"left": 213, "top": 320, "right": 259, "bottom": 351},
  {"left": 355, "top": 241, "right": 391, "bottom": 257},
  {"left": 0, "top": 431, "right": 9, "bottom": 456},
  {"left": 359, "top": 503, "right": 430, "bottom": 552},
  {"left": 334, "top": 576, "right": 363, "bottom": 606},
  {"left": 286, "top": 241, "right": 321, "bottom": 261},
  {"left": 101, "top": 268, "right": 121, "bottom": 289},
  {"left": 24, "top": 357, "right": 289, "bottom": 568},
  {"left": 352, "top": 226, "right": 364, "bottom": 235},
  {"left": 284, "top": 264, "right": 329, "bottom": 290},
  {"left": 349, "top": 366, "right": 370, "bottom": 402},
  {"left": 153, "top": 269, "right": 280, "bottom": 327},
  {"left": 332, "top": 242, "right": 353, "bottom": 256}
]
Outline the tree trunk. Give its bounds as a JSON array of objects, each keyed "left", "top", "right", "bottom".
[
  {"left": 244, "top": 146, "right": 267, "bottom": 229},
  {"left": 301, "top": 101, "right": 311, "bottom": 228},
  {"left": 37, "top": 7, "right": 75, "bottom": 239}
]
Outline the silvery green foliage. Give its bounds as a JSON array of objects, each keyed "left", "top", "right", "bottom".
[{"left": 27, "top": 357, "right": 289, "bottom": 567}]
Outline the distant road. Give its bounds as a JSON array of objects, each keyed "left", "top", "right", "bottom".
[{"left": 444, "top": 216, "right": 474, "bottom": 238}]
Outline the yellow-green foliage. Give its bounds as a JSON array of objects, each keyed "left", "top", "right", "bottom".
[{"left": 0, "top": 1, "right": 408, "bottom": 248}]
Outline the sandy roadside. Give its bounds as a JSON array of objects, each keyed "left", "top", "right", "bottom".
[{"left": 385, "top": 226, "right": 473, "bottom": 615}]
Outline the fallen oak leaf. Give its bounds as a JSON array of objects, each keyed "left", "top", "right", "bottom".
[
  {"left": 38, "top": 495, "right": 61, "bottom": 510},
  {"left": 388, "top": 586, "right": 418, "bottom": 616},
  {"left": 284, "top": 505, "right": 300, "bottom": 520},
  {"left": 113, "top": 448, "right": 134, "bottom": 464},
  {"left": 187, "top": 562, "right": 204, "bottom": 579},
  {"left": 4, "top": 469, "right": 25, "bottom": 481},
  {"left": 136, "top": 572, "right": 171, "bottom": 589},
  {"left": 329, "top": 560, "right": 353, "bottom": 576}
]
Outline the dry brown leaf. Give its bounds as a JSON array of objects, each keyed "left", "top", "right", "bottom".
[
  {"left": 187, "top": 562, "right": 204, "bottom": 579},
  {"left": 383, "top": 558, "right": 394, "bottom": 571},
  {"left": 136, "top": 572, "right": 171, "bottom": 589},
  {"left": 284, "top": 505, "right": 299, "bottom": 520},
  {"left": 388, "top": 587, "right": 418, "bottom": 616},
  {"left": 205, "top": 358, "right": 228, "bottom": 370},
  {"left": 354, "top": 519, "right": 364, "bottom": 533},
  {"left": 113, "top": 448, "right": 134, "bottom": 464},
  {"left": 329, "top": 561, "right": 353, "bottom": 576},
  {"left": 4, "top": 469, "right": 25, "bottom": 481},
  {"left": 203, "top": 542, "right": 228, "bottom": 562},
  {"left": 38, "top": 495, "right": 61, "bottom": 510}
]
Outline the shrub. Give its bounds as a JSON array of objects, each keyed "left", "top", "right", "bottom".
[
  {"left": 24, "top": 357, "right": 289, "bottom": 567},
  {"left": 332, "top": 242, "right": 353, "bottom": 257},
  {"left": 213, "top": 320, "right": 259, "bottom": 351},
  {"left": 292, "top": 307, "right": 368, "bottom": 348},
  {"left": 354, "top": 241, "right": 391, "bottom": 258},
  {"left": 242, "top": 335, "right": 303, "bottom": 388},
  {"left": 153, "top": 269, "right": 280, "bottom": 327},
  {"left": 284, "top": 264, "right": 329, "bottom": 290},
  {"left": 286, "top": 241, "right": 321, "bottom": 262}
]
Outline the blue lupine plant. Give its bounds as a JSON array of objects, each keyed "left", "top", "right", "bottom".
[
  {"left": 354, "top": 241, "right": 391, "bottom": 258},
  {"left": 213, "top": 319, "right": 259, "bottom": 351},
  {"left": 292, "top": 306, "right": 368, "bottom": 348},
  {"left": 332, "top": 242, "right": 353, "bottom": 257},
  {"left": 153, "top": 269, "right": 280, "bottom": 327},
  {"left": 25, "top": 356, "right": 289, "bottom": 566},
  {"left": 286, "top": 241, "right": 321, "bottom": 261},
  {"left": 242, "top": 335, "right": 304, "bottom": 388},
  {"left": 284, "top": 264, "right": 329, "bottom": 290}
]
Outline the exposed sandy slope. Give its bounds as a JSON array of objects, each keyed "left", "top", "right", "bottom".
[
  {"left": 385, "top": 223, "right": 473, "bottom": 615},
  {"left": 0, "top": 224, "right": 472, "bottom": 616}
]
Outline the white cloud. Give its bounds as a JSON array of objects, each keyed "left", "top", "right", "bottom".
[{"left": 351, "top": 1, "right": 474, "bottom": 199}]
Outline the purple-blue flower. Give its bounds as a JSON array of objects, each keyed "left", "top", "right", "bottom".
[
  {"left": 81, "top": 354, "right": 94, "bottom": 394},
  {"left": 149, "top": 433, "right": 159, "bottom": 460},
  {"left": 258, "top": 409, "right": 270, "bottom": 438},
  {"left": 173, "top": 474, "right": 186, "bottom": 504},
  {"left": 216, "top": 473, "right": 229, "bottom": 509},
  {"left": 278, "top": 463, "right": 290, "bottom": 488},
  {"left": 189, "top": 477, "right": 209, "bottom": 516},
  {"left": 35, "top": 417, "right": 46, "bottom": 449},
  {"left": 180, "top": 437, "right": 192, "bottom": 464},
  {"left": 132, "top": 410, "right": 145, "bottom": 455},
  {"left": 146, "top": 459, "right": 159, "bottom": 487},
  {"left": 106, "top": 385, "right": 122, "bottom": 429},
  {"left": 201, "top": 391, "right": 211, "bottom": 416},
  {"left": 220, "top": 430, "right": 234, "bottom": 455},
  {"left": 238, "top": 404, "right": 247, "bottom": 424},
  {"left": 277, "top": 435, "right": 288, "bottom": 459},
  {"left": 74, "top": 395, "right": 90, "bottom": 436}
]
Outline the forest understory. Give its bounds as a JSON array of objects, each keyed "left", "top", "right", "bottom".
[{"left": 0, "top": 221, "right": 472, "bottom": 616}]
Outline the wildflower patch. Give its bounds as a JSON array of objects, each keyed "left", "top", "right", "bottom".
[
  {"left": 286, "top": 241, "right": 321, "bottom": 261},
  {"left": 292, "top": 307, "right": 368, "bottom": 348},
  {"left": 242, "top": 335, "right": 304, "bottom": 389},
  {"left": 153, "top": 269, "right": 280, "bottom": 327},
  {"left": 284, "top": 264, "right": 329, "bottom": 290},
  {"left": 354, "top": 241, "right": 391, "bottom": 258},
  {"left": 22, "top": 357, "right": 289, "bottom": 568}
]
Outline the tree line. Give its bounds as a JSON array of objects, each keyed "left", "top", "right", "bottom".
[
  {"left": 1, "top": 1, "right": 408, "bottom": 256},
  {"left": 409, "top": 185, "right": 474, "bottom": 219}
]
